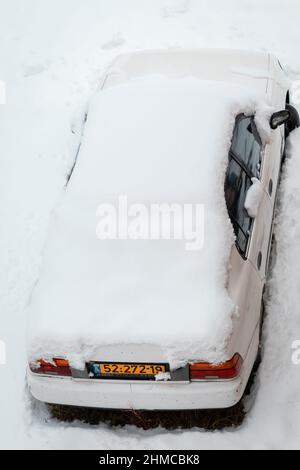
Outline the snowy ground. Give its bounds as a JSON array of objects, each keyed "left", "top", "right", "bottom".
[{"left": 1, "top": 0, "right": 300, "bottom": 450}]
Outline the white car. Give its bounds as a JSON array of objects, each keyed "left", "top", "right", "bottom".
[{"left": 27, "top": 49, "right": 299, "bottom": 411}]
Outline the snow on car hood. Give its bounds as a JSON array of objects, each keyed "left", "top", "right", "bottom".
[{"left": 27, "top": 75, "right": 267, "bottom": 369}]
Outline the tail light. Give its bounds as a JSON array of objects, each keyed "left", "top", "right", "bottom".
[
  {"left": 190, "top": 353, "right": 242, "bottom": 381},
  {"left": 30, "top": 358, "right": 71, "bottom": 377}
]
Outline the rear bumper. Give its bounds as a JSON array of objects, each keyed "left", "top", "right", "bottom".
[
  {"left": 28, "top": 371, "right": 244, "bottom": 410},
  {"left": 28, "top": 325, "right": 259, "bottom": 411}
]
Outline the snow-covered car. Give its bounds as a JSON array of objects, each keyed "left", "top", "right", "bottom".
[{"left": 27, "top": 49, "right": 299, "bottom": 411}]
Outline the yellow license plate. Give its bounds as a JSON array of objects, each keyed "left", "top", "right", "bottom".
[{"left": 88, "top": 362, "right": 168, "bottom": 379}]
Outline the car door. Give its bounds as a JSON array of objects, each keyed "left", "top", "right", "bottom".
[{"left": 225, "top": 115, "right": 268, "bottom": 361}]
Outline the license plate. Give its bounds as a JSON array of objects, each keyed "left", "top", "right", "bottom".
[{"left": 87, "top": 362, "right": 168, "bottom": 380}]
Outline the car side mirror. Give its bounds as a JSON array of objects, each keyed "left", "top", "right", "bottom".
[{"left": 270, "top": 110, "right": 290, "bottom": 130}]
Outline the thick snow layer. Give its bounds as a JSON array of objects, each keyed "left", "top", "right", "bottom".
[
  {"left": 28, "top": 76, "right": 263, "bottom": 368},
  {"left": 2, "top": 0, "right": 300, "bottom": 451},
  {"left": 244, "top": 177, "right": 265, "bottom": 218}
]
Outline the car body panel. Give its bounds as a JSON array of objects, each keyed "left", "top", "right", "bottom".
[{"left": 224, "top": 53, "right": 288, "bottom": 372}]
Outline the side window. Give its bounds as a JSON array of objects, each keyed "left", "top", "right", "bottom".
[
  {"left": 225, "top": 115, "right": 262, "bottom": 257},
  {"left": 231, "top": 116, "right": 262, "bottom": 177}
]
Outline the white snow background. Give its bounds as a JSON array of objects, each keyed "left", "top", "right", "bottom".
[{"left": 1, "top": 0, "right": 300, "bottom": 450}]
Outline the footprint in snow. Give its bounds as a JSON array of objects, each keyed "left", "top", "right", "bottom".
[
  {"left": 22, "top": 63, "right": 48, "bottom": 78},
  {"left": 162, "top": 0, "right": 190, "bottom": 18},
  {"left": 101, "top": 33, "right": 126, "bottom": 51}
]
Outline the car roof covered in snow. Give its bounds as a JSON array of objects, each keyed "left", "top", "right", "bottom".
[{"left": 28, "top": 73, "right": 268, "bottom": 368}]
